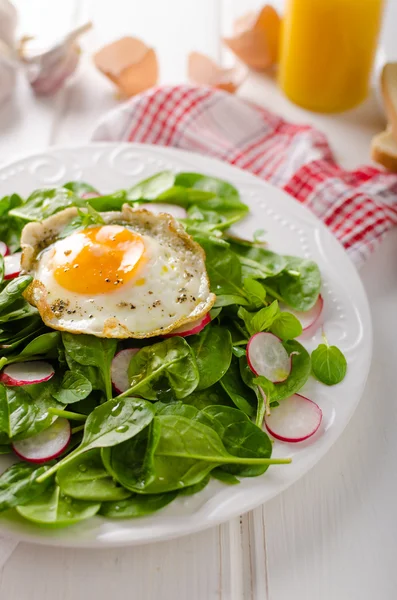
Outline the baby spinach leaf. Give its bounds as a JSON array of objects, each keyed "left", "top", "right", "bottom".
[
  {"left": 126, "top": 337, "right": 199, "bottom": 400},
  {"left": 158, "top": 187, "right": 216, "bottom": 207},
  {"left": 0, "top": 276, "right": 33, "bottom": 314},
  {"left": 199, "top": 239, "right": 247, "bottom": 299},
  {"left": 16, "top": 485, "right": 101, "bottom": 527},
  {"left": 62, "top": 333, "right": 117, "bottom": 401},
  {"left": 53, "top": 372, "right": 92, "bottom": 405},
  {"left": 178, "top": 475, "right": 211, "bottom": 496},
  {"left": 100, "top": 491, "right": 177, "bottom": 518},
  {"left": 0, "top": 381, "right": 62, "bottom": 442},
  {"left": 198, "top": 405, "right": 273, "bottom": 476},
  {"left": 101, "top": 420, "right": 160, "bottom": 492},
  {"left": 56, "top": 449, "right": 131, "bottom": 501},
  {"left": 0, "top": 193, "right": 25, "bottom": 252},
  {"left": 0, "top": 444, "right": 11, "bottom": 454},
  {"left": 243, "top": 277, "right": 267, "bottom": 307},
  {"left": 228, "top": 240, "right": 287, "bottom": 278},
  {"left": 126, "top": 171, "right": 175, "bottom": 200},
  {"left": 0, "top": 255, "right": 4, "bottom": 285},
  {"left": 63, "top": 181, "right": 99, "bottom": 196},
  {"left": 311, "top": 343, "right": 347, "bottom": 385},
  {"left": 220, "top": 357, "right": 256, "bottom": 417},
  {"left": 174, "top": 173, "right": 241, "bottom": 205},
  {"left": 238, "top": 300, "right": 279, "bottom": 336},
  {"left": 9, "top": 188, "right": 79, "bottom": 222},
  {"left": 181, "top": 385, "right": 233, "bottom": 410},
  {"left": 270, "top": 312, "right": 302, "bottom": 341},
  {"left": 278, "top": 257, "right": 321, "bottom": 311},
  {"left": 38, "top": 397, "right": 155, "bottom": 482},
  {"left": 211, "top": 469, "right": 240, "bottom": 485},
  {"left": 214, "top": 294, "right": 250, "bottom": 307},
  {"left": 7, "top": 331, "right": 60, "bottom": 363},
  {"left": 0, "top": 463, "right": 52, "bottom": 513},
  {"left": 189, "top": 325, "right": 232, "bottom": 390}
]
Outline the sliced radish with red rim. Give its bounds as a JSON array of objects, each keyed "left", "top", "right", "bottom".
[
  {"left": 281, "top": 295, "right": 323, "bottom": 332},
  {"left": 264, "top": 394, "right": 322, "bottom": 443},
  {"left": 139, "top": 202, "right": 187, "bottom": 220},
  {"left": 4, "top": 252, "right": 21, "bottom": 280},
  {"left": 0, "top": 361, "right": 55, "bottom": 386},
  {"left": 12, "top": 418, "right": 71, "bottom": 463},
  {"left": 0, "top": 241, "right": 9, "bottom": 256},
  {"left": 163, "top": 313, "right": 211, "bottom": 338},
  {"left": 247, "top": 332, "right": 291, "bottom": 383},
  {"left": 111, "top": 348, "right": 140, "bottom": 394}
]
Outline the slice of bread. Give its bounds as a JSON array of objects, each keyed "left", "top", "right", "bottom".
[
  {"left": 371, "top": 127, "right": 397, "bottom": 172},
  {"left": 381, "top": 63, "right": 397, "bottom": 142}
]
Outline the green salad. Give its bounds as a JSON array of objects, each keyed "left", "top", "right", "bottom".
[{"left": 0, "top": 171, "right": 347, "bottom": 528}]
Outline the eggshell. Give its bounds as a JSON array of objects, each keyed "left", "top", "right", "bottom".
[{"left": 188, "top": 51, "right": 245, "bottom": 93}]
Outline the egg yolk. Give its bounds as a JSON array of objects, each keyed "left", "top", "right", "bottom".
[{"left": 54, "top": 225, "right": 146, "bottom": 294}]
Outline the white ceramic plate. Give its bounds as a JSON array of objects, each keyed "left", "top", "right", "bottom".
[{"left": 0, "top": 143, "right": 371, "bottom": 547}]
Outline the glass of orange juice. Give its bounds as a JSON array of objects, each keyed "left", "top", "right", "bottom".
[{"left": 278, "top": 0, "right": 385, "bottom": 113}]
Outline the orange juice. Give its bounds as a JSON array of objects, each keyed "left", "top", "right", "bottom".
[{"left": 279, "top": 0, "right": 384, "bottom": 112}]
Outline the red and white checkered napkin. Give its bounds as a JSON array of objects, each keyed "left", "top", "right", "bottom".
[{"left": 92, "top": 84, "right": 397, "bottom": 266}]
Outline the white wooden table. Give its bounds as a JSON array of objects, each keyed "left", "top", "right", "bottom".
[{"left": 1, "top": 1, "right": 397, "bottom": 598}]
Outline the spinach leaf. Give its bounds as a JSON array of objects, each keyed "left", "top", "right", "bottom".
[
  {"left": 0, "top": 445, "right": 11, "bottom": 454},
  {"left": 214, "top": 294, "right": 250, "bottom": 308},
  {"left": 9, "top": 188, "right": 79, "bottom": 222},
  {"left": 0, "top": 193, "right": 25, "bottom": 252},
  {"left": 63, "top": 181, "right": 99, "bottom": 196},
  {"left": 228, "top": 240, "right": 287, "bottom": 278},
  {"left": 189, "top": 325, "right": 232, "bottom": 390},
  {"left": 126, "top": 337, "right": 199, "bottom": 400},
  {"left": 56, "top": 449, "right": 131, "bottom": 501},
  {"left": 178, "top": 475, "right": 211, "bottom": 495},
  {"left": 238, "top": 300, "right": 279, "bottom": 336},
  {"left": 277, "top": 257, "right": 321, "bottom": 311},
  {"left": 16, "top": 485, "right": 101, "bottom": 527},
  {"left": 6, "top": 331, "right": 60, "bottom": 364},
  {"left": 181, "top": 385, "right": 233, "bottom": 410},
  {"left": 211, "top": 469, "right": 240, "bottom": 485},
  {"left": 174, "top": 173, "right": 241, "bottom": 206},
  {"left": 126, "top": 171, "right": 175, "bottom": 200},
  {"left": 199, "top": 239, "right": 247, "bottom": 299},
  {"left": 38, "top": 397, "right": 155, "bottom": 482},
  {"left": 198, "top": 405, "right": 273, "bottom": 476},
  {"left": 220, "top": 356, "right": 256, "bottom": 417},
  {"left": 53, "top": 371, "right": 92, "bottom": 404},
  {"left": 0, "top": 381, "right": 62, "bottom": 442},
  {"left": 270, "top": 312, "right": 302, "bottom": 340},
  {"left": 101, "top": 420, "right": 160, "bottom": 492},
  {"left": 100, "top": 491, "right": 177, "bottom": 518},
  {"left": 243, "top": 277, "right": 267, "bottom": 307},
  {"left": 311, "top": 342, "right": 347, "bottom": 385},
  {"left": 0, "top": 463, "right": 52, "bottom": 512},
  {"left": 0, "top": 276, "right": 33, "bottom": 314},
  {"left": 0, "top": 255, "right": 3, "bottom": 285},
  {"left": 157, "top": 186, "right": 216, "bottom": 207},
  {"left": 62, "top": 333, "right": 117, "bottom": 401}
]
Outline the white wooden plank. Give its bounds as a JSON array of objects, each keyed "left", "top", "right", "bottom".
[{"left": 0, "top": 526, "right": 223, "bottom": 600}]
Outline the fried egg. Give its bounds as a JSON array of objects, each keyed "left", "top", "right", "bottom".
[{"left": 20, "top": 205, "right": 215, "bottom": 338}]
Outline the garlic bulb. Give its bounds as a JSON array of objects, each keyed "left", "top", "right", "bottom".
[
  {"left": 0, "top": 0, "right": 18, "bottom": 104},
  {"left": 0, "top": 0, "right": 17, "bottom": 47},
  {"left": 19, "top": 22, "right": 92, "bottom": 96}
]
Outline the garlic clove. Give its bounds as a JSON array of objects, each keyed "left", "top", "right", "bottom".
[
  {"left": 94, "top": 36, "right": 158, "bottom": 98},
  {"left": 223, "top": 4, "right": 281, "bottom": 71},
  {"left": 0, "top": 38, "right": 18, "bottom": 104},
  {"left": 19, "top": 22, "right": 91, "bottom": 96},
  {"left": 0, "top": 0, "right": 18, "bottom": 48},
  {"left": 188, "top": 51, "right": 245, "bottom": 93}
]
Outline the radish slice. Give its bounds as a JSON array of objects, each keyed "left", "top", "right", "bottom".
[
  {"left": 264, "top": 394, "right": 322, "bottom": 443},
  {"left": 111, "top": 348, "right": 140, "bottom": 394},
  {"left": 139, "top": 202, "right": 187, "bottom": 220},
  {"left": 0, "top": 361, "right": 55, "bottom": 386},
  {"left": 4, "top": 252, "right": 21, "bottom": 280},
  {"left": 12, "top": 418, "right": 71, "bottom": 463},
  {"left": 0, "top": 241, "right": 9, "bottom": 256},
  {"left": 281, "top": 295, "right": 324, "bottom": 332},
  {"left": 163, "top": 313, "right": 211, "bottom": 338},
  {"left": 247, "top": 332, "right": 291, "bottom": 383},
  {"left": 81, "top": 192, "right": 100, "bottom": 199}
]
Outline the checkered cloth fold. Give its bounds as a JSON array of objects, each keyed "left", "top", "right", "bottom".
[{"left": 92, "top": 84, "right": 397, "bottom": 265}]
